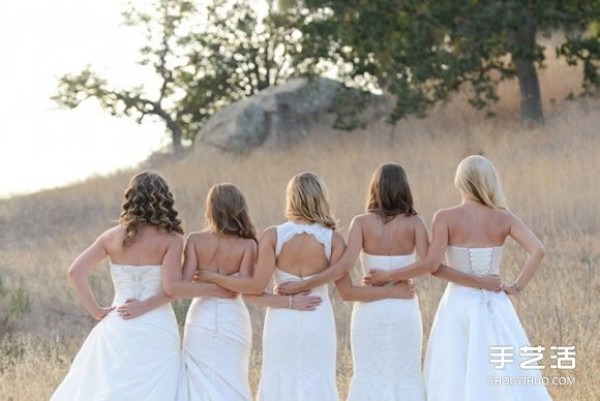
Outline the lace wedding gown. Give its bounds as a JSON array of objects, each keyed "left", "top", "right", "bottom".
[
  {"left": 51, "top": 264, "right": 181, "bottom": 401},
  {"left": 256, "top": 222, "right": 339, "bottom": 401},
  {"left": 176, "top": 275, "right": 252, "bottom": 401},
  {"left": 424, "top": 246, "right": 553, "bottom": 401},
  {"left": 347, "top": 253, "right": 425, "bottom": 401}
]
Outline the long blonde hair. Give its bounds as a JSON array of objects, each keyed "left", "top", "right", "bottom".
[
  {"left": 119, "top": 171, "right": 184, "bottom": 245},
  {"left": 454, "top": 155, "right": 508, "bottom": 209},
  {"left": 205, "top": 183, "right": 257, "bottom": 242},
  {"left": 285, "top": 172, "right": 336, "bottom": 229}
]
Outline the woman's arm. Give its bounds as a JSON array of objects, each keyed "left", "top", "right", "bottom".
[
  {"left": 335, "top": 273, "right": 415, "bottom": 302},
  {"left": 334, "top": 215, "right": 424, "bottom": 301},
  {"left": 162, "top": 234, "right": 238, "bottom": 299},
  {"left": 364, "top": 210, "right": 450, "bottom": 285},
  {"left": 244, "top": 291, "right": 323, "bottom": 310},
  {"left": 68, "top": 231, "right": 115, "bottom": 320},
  {"left": 432, "top": 264, "right": 502, "bottom": 291},
  {"left": 503, "top": 212, "right": 546, "bottom": 295},
  {"left": 201, "top": 228, "right": 277, "bottom": 295},
  {"left": 277, "top": 217, "right": 364, "bottom": 295}
]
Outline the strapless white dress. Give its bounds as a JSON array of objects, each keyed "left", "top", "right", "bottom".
[
  {"left": 347, "top": 253, "right": 425, "bottom": 401},
  {"left": 176, "top": 273, "right": 252, "bottom": 401},
  {"left": 256, "top": 268, "right": 338, "bottom": 401},
  {"left": 51, "top": 264, "right": 181, "bottom": 401},
  {"left": 424, "top": 246, "right": 553, "bottom": 401}
]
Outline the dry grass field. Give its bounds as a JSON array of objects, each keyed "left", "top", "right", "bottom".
[{"left": 0, "top": 54, "right": 598, "bottom": 400}]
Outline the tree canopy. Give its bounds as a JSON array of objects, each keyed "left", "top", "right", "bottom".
[
  {"left": 297, "top": 0, "right": 599, "bottom": 124},
  {"left": 53, "top": 0, "right": 304, "bottom": 153},
  {"left": 53, "top": 0, "right": 599, "bottom": 153}
]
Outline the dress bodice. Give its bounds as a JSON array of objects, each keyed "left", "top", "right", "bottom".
[
  {"left": 276, "top": 221, "right": 333, "bottom": 259},
  {"left": 111, "top": 264, "right": 163, "bottom": 304},
  {"left": 359, "top": 252, "right": 415, "bottom": 275},
  {"left": 446, "top": 246, "right": 503, "bottom": 275},
  {"left": 271, "top": 268, "right": 317, "bottom": 286}
]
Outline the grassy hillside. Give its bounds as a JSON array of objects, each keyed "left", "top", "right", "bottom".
[{"left": 1, "top": 55, "right": 598, "bottom": 400}]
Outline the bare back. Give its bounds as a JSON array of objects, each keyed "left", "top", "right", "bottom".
[
  {"left": 105, "top": 225, "right": 179, "bottom": 266},
  {"left": 275, "top": 222, "right": 338, "bottom": 278},
  {"left": 359, "top": 213, "right": 423, "bottom": 256},
  {"left": 191, "top": 232, "right": 254, "bottom": 276},
  {"left": 446, "top": 202, "right": 512, "bottom": 247}
]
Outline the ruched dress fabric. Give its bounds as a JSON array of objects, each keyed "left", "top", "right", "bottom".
[
  {"left": 347, "top": 253, "right": 425, "bottom": 401},
  {"left": 424, "top": 246, "right": 553, "bottom": 401},
  {"left": 256, "top": 222, "right": 339, "bottom": 401},
  {"left": 176, "top": 273, "right": 252, "bottom": 401},
  {"left": 51, "top": 264, "right": 181, "bottom": 401}
]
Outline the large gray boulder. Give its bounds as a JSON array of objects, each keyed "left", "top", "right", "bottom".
[{"left": 195, "top": 77, "right": 388, "bottom": 153}]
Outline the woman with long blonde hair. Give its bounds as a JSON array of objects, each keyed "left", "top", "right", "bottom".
[
  {"left": 365, "top": 155, "right": 552, "bottom": 401},
  {"left": 278, "top": 163, "right": 427, "bottom": 400},
  {"left": 51, "top": 171, "right": 183, "bottom": 401},
  {"left": 202, "top": 172, "right": 343, "bottom": 401}
]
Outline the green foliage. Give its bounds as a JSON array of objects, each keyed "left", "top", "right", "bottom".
[
  {"left": 0, "top": 275, "right": 31, "bottom": 339},
  {"left": 52, "top": 0, "right": 304, "bottom": 151},
  {"left": 172, "top": 298, "right": 191, "bottom": 327},
  {"left": 297, "top": 0, "right": 600, "bottom": 123}
]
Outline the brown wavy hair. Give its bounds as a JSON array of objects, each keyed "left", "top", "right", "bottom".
[
  {"left": 366, "top": 163, "right": 417, "bottom": 221},
  {"left": 285, "top": 172, "right": 336, "bottom": 229},
  {"left": 205, "top": 183, "right": 257, "bottom": 242},
  {"left": 119, "top": 171, "right": 183, "bottom": 245}
]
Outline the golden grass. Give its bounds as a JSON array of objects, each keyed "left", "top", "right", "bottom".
[{"left": 1, "top": 52, "right": 598, "bottom": 400}]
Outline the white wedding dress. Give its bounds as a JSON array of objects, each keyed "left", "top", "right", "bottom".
[
  {"left": 424, "top": 246, "right": 553, "bottom": 401},
  {"left": 51, "top": 264, "right": 181, "bottom": 401},
  {"left": 347, "top": 253, "right": 425, "bottom": 401},
  {"left": 256, "top": 222, "right": 339, "bottom": 401},
  {"left": 176, "top": 275, "right": 252, "bottom": 401}
]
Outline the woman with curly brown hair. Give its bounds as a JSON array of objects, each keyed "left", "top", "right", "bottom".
[{"left": 51, "top": 171, "right": 185, "bottom": 401}]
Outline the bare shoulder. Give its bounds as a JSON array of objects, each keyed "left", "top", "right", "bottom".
[
  {"left": 186, "top": 230, "right": 210, "bottom": 245},
  {"left": 432, "top": 207, "right": 456, "bottom": 222},
  {"left": 410, "top": 214, "right": 428, "bottom": 230},
  {"left": 241, "top": 237, "right": 258, "bottom": 253},
  {"left": 351, "top": 213, "right": 370, "bottom": 225},
  {"left": 261, "top": 225, "right": 278, "bottom": 239},
  {"left": 164, "top": 230, "right": 184, "bottom": 247},
  {"left": 501, "top": 209, "right": 524, "bottom": 226},
  {"left": 331, "top": 230, "right": 346, "bottom": 246},
  {"left": 97, "top": 225, "right": 125, "bottom": 246}
]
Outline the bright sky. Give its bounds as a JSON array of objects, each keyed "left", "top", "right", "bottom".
[{"left": 0, "top": 0, "right": 167, "bottom": 198}]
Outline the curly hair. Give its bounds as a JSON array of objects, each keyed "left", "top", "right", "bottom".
[
  {"left": 119, "top": 171, "right": 183, "bottom": 245},
  {"left": 285, "top": 172, "right": 337, "bottom": 229},
  {"left": 366, "top": 163, "right": 417, "bottom": 222},
  {"left": 205, "top": 183, "right": 257, "bottom": 242}
]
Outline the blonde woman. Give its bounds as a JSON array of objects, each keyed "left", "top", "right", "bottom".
[
  {"left": 365, "top": 156, "right": 552, "bottom": 401},
  {"left": 51, "top": 171, "right": 183, "bottom": 401},
  {"left": 278, "top": 164, "right": 427, "bottom": 401},
  {"left": 202, "top": 172, "right": 343, "bottom": 401}
]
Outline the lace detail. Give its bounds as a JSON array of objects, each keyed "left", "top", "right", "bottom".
[
  {"left": 275, "top": 221, "right": 333, "bottom": 259},
  {"left": 349, "top": 250, "right": 425, "bottom": 401}
]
